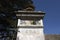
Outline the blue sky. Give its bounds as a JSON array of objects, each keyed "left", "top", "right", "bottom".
[{"left": 33, "top": 0, "right": 60, "bottom": 34}]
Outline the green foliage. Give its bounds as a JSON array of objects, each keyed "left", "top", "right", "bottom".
[
  {"left": 0, "top": 0, "right": 34, "bottom": 12},
  {"left": 0, "top": 0, "right": 34, "bottom": 40}
]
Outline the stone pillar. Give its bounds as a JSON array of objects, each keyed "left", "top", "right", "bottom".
[{"left": 16, "top": 11, "right": 45, "bottom": 40}]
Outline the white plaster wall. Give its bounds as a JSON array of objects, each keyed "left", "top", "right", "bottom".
[
  {"left": 17, "top": 19, "right": 43, "bottom": 26},
  {"left": 16, "top": 28, "right": 45, "bottom": 40}
]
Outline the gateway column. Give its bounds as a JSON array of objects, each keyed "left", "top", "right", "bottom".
[{"left": 16, "top": 11, "right": 45, "bottom": 40}]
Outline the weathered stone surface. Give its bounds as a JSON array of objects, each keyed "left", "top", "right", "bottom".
[{"left": 17, "top": 28, "right": 45, "bottom": 40}]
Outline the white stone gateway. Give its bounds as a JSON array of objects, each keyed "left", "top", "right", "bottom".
[{"left": 16, "top": 11, "right": 45, "bottom": 40}]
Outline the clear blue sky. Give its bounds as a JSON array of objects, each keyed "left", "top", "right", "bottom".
[{"left": 33, "top": 0, "right": 60, "bottom": 34}]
